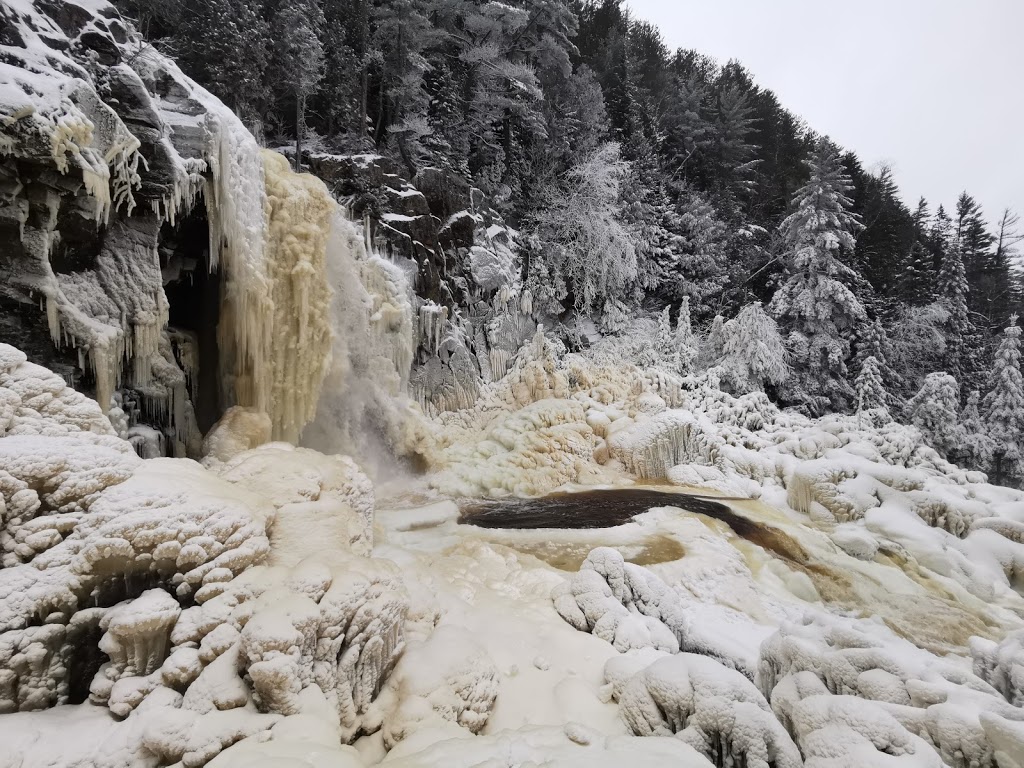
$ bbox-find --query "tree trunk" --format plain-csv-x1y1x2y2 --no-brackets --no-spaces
397,135,416,179
360,1,370,147
295,95,303,172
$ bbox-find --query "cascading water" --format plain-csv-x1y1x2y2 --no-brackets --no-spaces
300,212,419,477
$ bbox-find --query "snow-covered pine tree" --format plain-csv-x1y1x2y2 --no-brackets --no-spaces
960,389,996,472
936,237,972,377
853,318,888,370
719,302,788,394
983,315,1024,484
657,306,676,370
907,372,964,460
675,297,698,373
855,355,888,422
853,318,904,398
698,314,727,370
770,139,866,414
897,240,935,305
654,187,730,314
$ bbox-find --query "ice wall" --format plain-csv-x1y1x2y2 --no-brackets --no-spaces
215,150,335,443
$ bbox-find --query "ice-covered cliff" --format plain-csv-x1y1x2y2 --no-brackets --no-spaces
0,0,383,452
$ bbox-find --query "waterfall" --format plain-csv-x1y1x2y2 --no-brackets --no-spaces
300,213,417,475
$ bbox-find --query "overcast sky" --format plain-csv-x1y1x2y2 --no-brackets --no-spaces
626,0,1024,227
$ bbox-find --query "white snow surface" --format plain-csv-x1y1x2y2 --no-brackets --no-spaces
5,316,1024,767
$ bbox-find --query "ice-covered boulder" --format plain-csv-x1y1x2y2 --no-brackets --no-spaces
213,442,375,560
378,624,498,749
971,629,1024,707
611,653,802,768
201,407,272,465
553,547,760,678
771,672,943,767
759,617,1024,768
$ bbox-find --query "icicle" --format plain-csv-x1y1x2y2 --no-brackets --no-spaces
418,303,449,356
520,289,533,316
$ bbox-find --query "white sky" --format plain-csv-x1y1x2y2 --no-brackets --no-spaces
626,0,1024,226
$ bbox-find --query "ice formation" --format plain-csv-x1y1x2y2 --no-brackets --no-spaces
0,336,416,767
218,150,335,444
1,0,343,452
612,653,803,767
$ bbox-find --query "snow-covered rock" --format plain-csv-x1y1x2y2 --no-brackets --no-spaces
612,653,802,768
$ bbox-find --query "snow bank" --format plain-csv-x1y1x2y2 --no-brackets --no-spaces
382,723,716,767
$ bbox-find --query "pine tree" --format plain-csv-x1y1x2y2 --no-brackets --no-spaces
897,241,935,305
653,184,729,312
770,139,866,413
318,0,369,148
853,318,903,395
656,305,675,370
955,191,1005,330
899,198,935,305
675,297,698,373
177,0,269,126
936,237,972,377
855,355,888,417
852,165,915,295
719,302,788,394
907,372,964,460
699,314,727,370
983,315,1024,484
960,389,995,472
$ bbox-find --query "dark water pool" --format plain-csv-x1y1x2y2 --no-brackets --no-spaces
458,488,808,563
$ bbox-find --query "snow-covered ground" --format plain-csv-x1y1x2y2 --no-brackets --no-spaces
2,331,1024,768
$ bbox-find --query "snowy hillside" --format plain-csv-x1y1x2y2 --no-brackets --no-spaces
1,0,1023,767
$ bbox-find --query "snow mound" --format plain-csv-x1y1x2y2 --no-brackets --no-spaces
0,344,116,438
972,628,1024,706
772,673,943,767
214,443,375,561
431,398,599,497
553,547,686,654
553,547,760,677
611,653,802,768
201,406,273,465
759,617,1024,767
377,624,498,749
